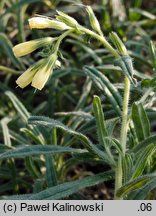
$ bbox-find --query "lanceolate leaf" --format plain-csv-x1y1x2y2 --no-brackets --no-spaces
93,95,115,165
4,90,46,144
93,95,108,143
117,173,156,198
132,144,156,179
5,171,114,200
132,102,150,142
122,154,134,183
29,171,113,200
132,178,156,200
0,145,86,160
45,155,57,187
131,134,156,153
0,33,24,69
84,66,122,115
28,116,112,164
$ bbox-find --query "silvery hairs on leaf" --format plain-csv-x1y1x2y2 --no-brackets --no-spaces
114,56,137,86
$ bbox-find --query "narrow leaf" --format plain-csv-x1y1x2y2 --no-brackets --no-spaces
29,171,113,200
117,173,156,198
28,116,111,164
0,145,85,160
132,102,150,142
132,144,156,179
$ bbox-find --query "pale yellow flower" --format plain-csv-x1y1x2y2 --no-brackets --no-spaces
16,54,58,90
16,60,43,88
13,37,54,58
28,17,71,30
31,54,57,90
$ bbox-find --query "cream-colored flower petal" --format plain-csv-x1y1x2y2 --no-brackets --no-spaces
13,41,37,58
31,53,58,90
31,65,52,90
16,67,37,88
13,37,54,58
28,17,71,30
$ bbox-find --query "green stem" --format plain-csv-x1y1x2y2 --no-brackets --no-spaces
79,26,120,58
78,26,129,199
115,76,130,199
120,76,130,155
54,29,74,52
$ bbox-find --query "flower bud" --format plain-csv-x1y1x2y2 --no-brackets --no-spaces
28,17,71,30
109,32,128,55
13,37,54,58
56,11,79,28
86,6,103,36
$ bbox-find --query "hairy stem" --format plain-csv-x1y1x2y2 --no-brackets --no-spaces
115,76,130,199
79,26,120,58
54,29,74,52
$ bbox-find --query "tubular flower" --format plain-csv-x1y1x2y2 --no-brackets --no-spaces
31,54,57,90
13,37,55,58
28,17,71,30
16,53,58,90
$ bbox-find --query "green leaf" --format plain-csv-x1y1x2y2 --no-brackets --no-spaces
33,179,45,193
117,173,156,198
75,78,92,110
122,154,134,183
25,157,40,178
28,116,111,164
1,117,11,147
131,134,156,153
55,111,93,120
4,171,113,200
4,90,45,144
132,102,150,142
149,41,156,72
0,145,85,160
93,95,108,142
5,91,29,121
93,95,115,165
0,145,12,153
132,144,156,179
0,33,24,69
84,66,122,115
132,178,156,200
67,39,103,65
29,171,113,200
45,155,57,187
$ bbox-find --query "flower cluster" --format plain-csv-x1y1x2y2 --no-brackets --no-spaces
13,13,79,90
16,53,60,90
13,7,131,90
